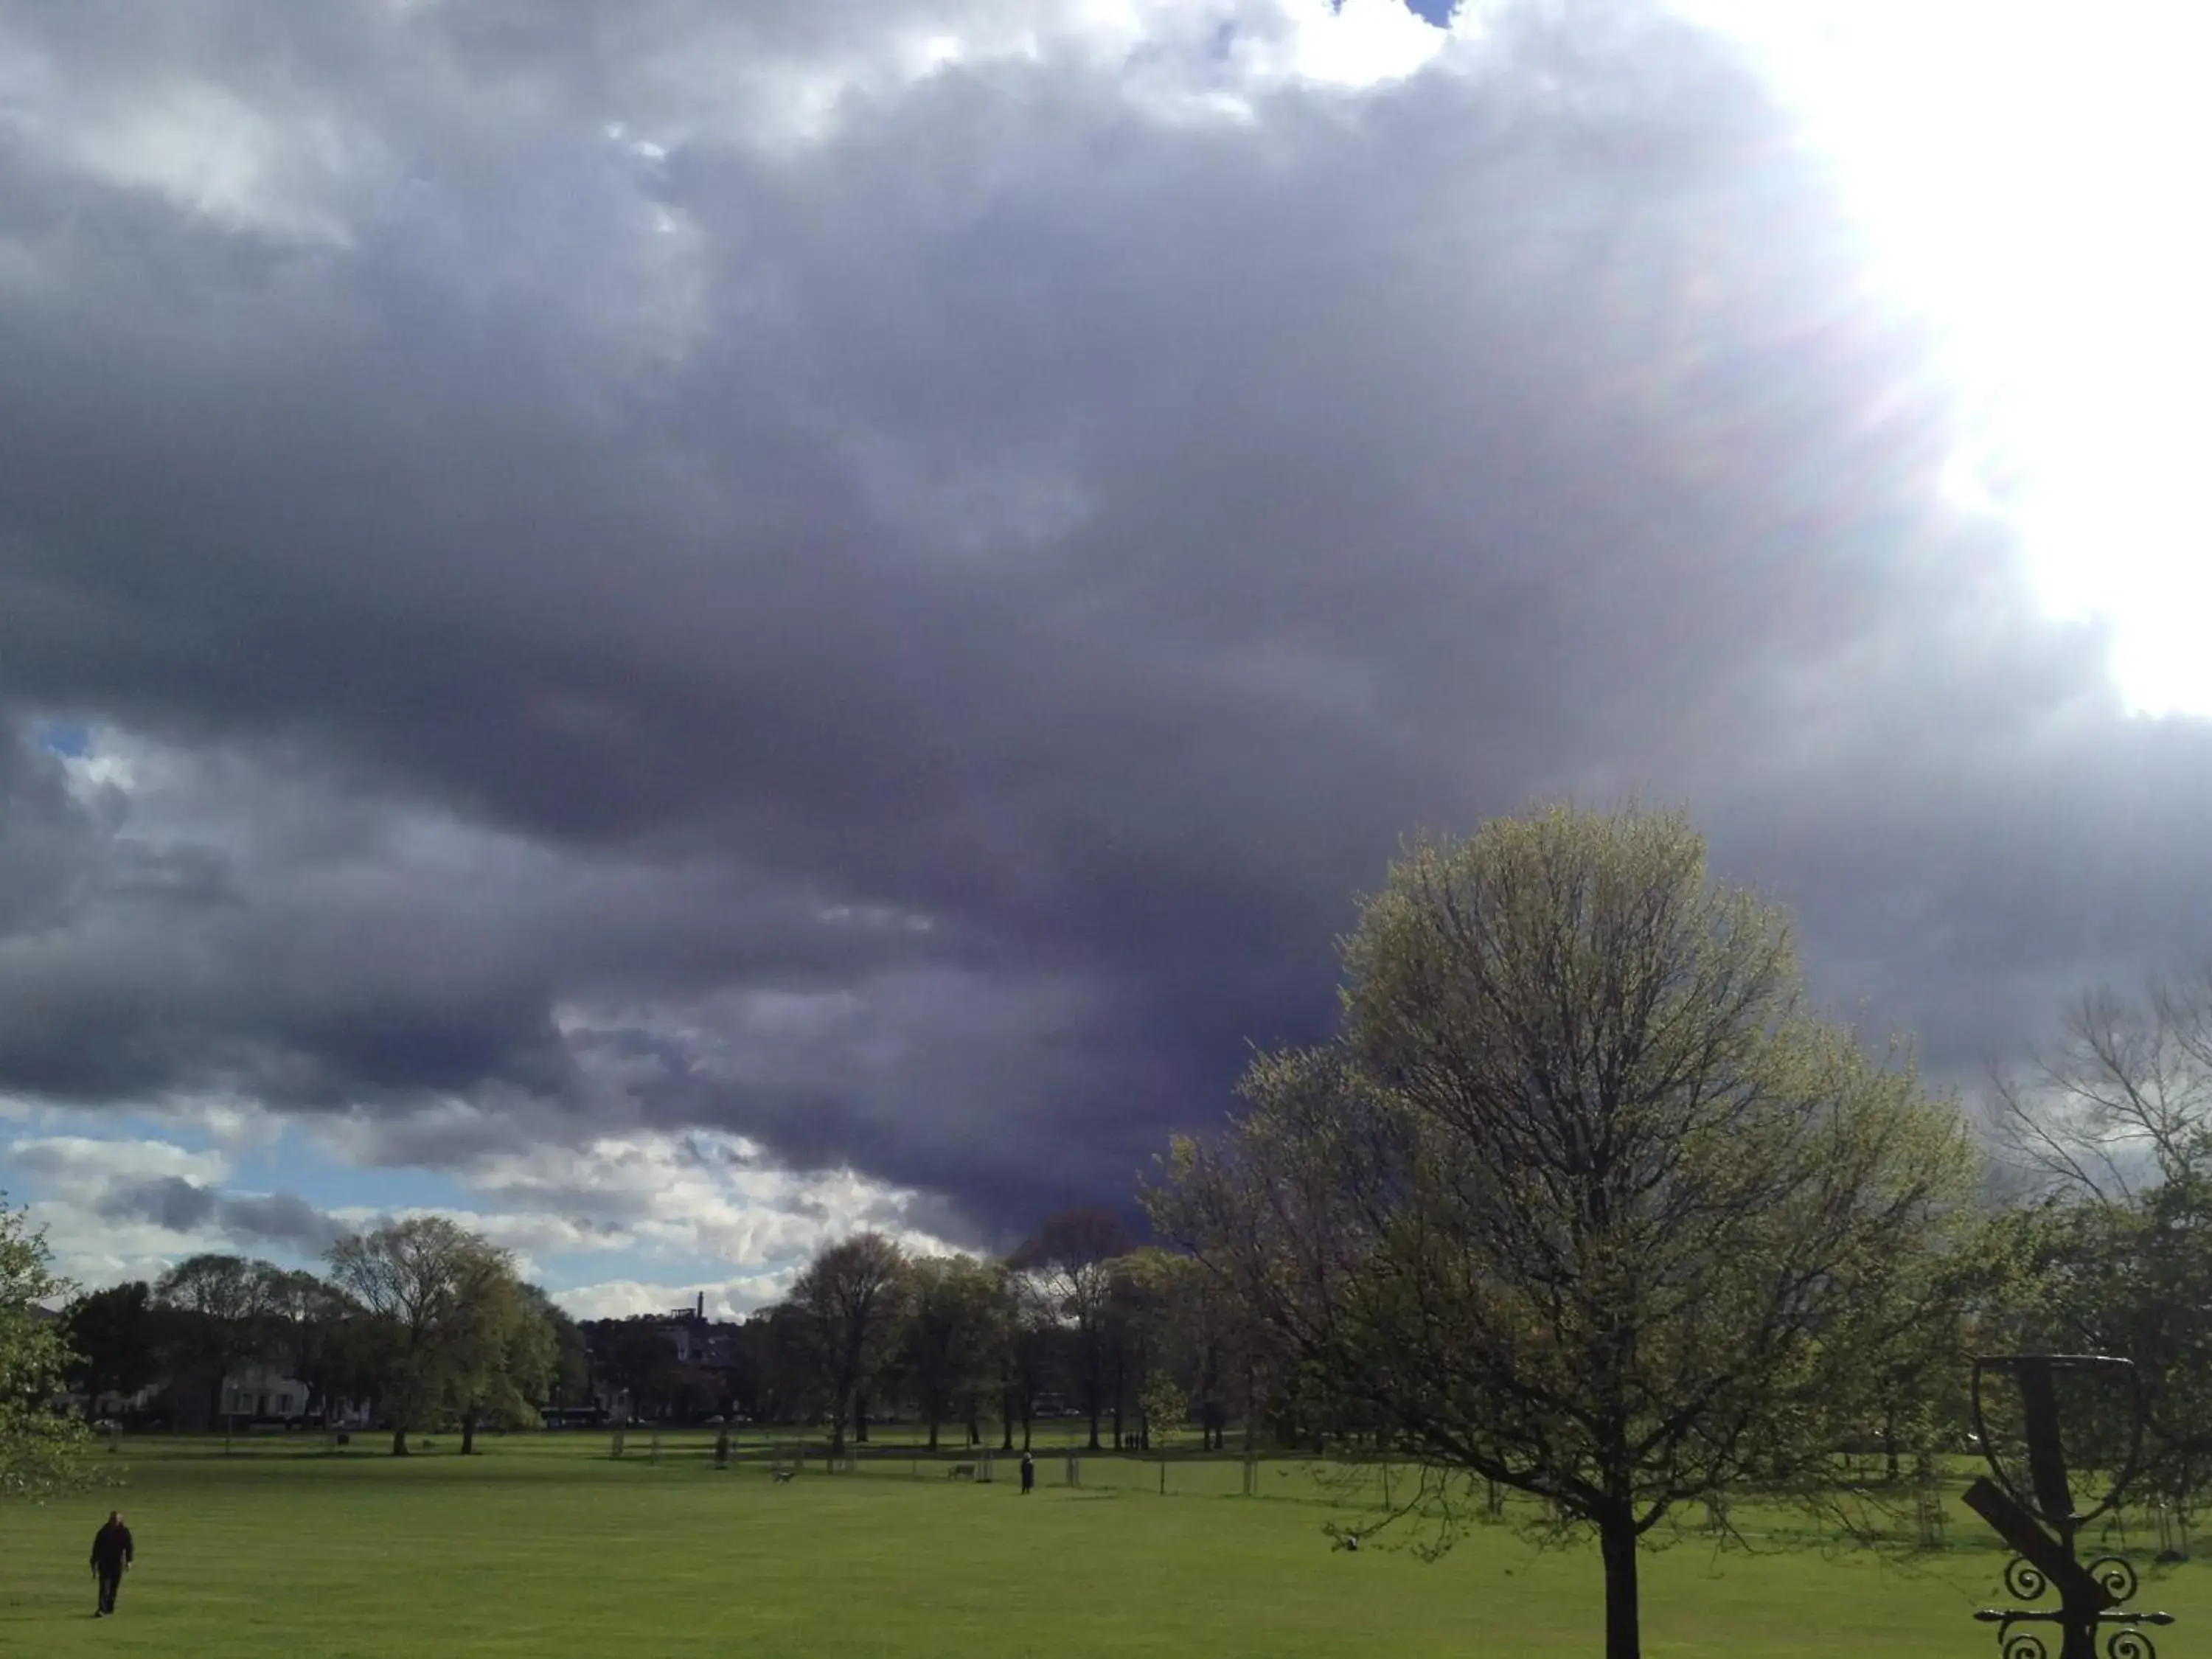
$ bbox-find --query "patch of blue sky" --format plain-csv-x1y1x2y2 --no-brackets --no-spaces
5,1105,476,1225
33,720,93,759
1333,0,1458,24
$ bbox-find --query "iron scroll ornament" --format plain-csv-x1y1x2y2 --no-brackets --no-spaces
1966,1355,2174,1659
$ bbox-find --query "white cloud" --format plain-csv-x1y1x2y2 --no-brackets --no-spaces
0,37,378,245
452,1130,970,1270
7,1134,232,1194
21,1203,234,1295
1228,0,1451,89
6,1136,244,1291
7,1117,963,1300
1684,0,2212,717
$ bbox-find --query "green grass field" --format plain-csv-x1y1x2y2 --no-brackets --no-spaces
1,1433,2203,1656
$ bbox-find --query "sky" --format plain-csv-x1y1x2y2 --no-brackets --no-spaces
1,0,2208,1318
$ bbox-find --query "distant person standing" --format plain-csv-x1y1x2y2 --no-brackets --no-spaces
1020,1450,1035,1495
89,1511,133,1617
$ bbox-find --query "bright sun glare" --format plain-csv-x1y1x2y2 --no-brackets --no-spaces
1687,0,2212,718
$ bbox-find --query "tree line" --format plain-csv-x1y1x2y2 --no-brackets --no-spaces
46,1203,1279,1467
466,1210,1276,1462
60,1217,575,1457
714,1210,1268,1459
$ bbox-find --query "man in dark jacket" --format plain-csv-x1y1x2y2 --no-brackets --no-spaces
90,1511,133,1616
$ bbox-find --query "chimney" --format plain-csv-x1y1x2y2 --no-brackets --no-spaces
696,1291,705,1321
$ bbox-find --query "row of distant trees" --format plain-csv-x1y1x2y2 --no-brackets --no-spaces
746,1211,1265,1459
515,1211,1265,1460
53,1206,1264,1464
61,1217,577,1458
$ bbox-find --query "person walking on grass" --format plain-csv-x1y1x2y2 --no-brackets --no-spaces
1020,1450,1035,1494
90,1510,133,1617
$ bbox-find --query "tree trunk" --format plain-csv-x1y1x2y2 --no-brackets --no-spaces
1000,1388,1015,1452
1087,1399,1102,1452
461,1411,478,1456
1599,1517,1641,1659
830,1394,848,1458
927,1412,940,1453
1022,1404,1033,1452
391,1424,410,1457
855,1393,869,1444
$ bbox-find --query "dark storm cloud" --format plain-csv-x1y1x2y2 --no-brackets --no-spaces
91,1176,349,1253
1,0,2207,1234
94,1176,219,1237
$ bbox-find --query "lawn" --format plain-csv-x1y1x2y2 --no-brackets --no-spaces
0,1433,2202,1657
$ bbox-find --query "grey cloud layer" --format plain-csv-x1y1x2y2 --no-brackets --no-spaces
1,0,2207,1235
94,1177,350,1256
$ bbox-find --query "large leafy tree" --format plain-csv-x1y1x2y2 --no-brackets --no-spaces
745,1301,827,1427
1105,1249,1194,1450
1,1197,86,1499
1011,1208,1130,1452
451,1279,557,1453
790,1232,905,1457
592,1318,685,1422
326,1217,529,1455
2028,1166,2212,1518
1993,969,2212,1517
151,1253,288,1433
992,1263,1053,1453
60,1281,161,1405
895,1254,1002,1451
263,1270,376,1428
1153,805,1978,1659
540,1301,594,1410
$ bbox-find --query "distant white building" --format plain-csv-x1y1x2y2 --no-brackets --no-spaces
218,1362,310,1422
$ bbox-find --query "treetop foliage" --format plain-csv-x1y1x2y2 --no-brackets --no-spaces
1,1194,88,1500
1152,804,1986,1659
